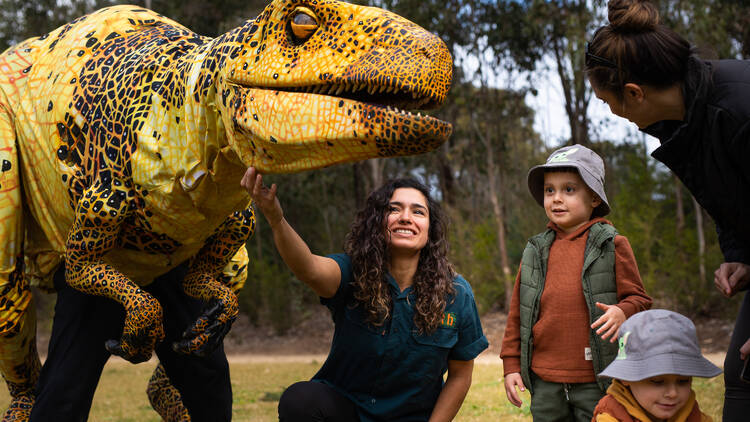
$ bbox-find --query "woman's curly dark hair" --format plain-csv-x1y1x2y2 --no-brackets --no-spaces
344,178,455,334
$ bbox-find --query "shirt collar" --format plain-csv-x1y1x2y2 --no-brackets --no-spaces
547,217,611,240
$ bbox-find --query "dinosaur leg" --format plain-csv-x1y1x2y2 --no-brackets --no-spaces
65,180,164,363
174,207,255,357
0,290,38,422
0,107,36,421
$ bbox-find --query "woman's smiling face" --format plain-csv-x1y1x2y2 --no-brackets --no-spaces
385,187,430,254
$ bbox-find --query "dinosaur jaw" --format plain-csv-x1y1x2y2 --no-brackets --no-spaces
225,85,452,174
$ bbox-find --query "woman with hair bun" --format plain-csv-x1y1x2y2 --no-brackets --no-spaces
241,167,488,422
585,0,750,419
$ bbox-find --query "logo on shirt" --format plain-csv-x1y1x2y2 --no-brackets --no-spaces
616,331,631,360
441,312,457,328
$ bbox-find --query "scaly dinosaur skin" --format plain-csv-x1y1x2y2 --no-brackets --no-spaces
0,0,451,418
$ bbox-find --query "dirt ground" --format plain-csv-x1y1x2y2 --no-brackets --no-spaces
221,307,733,365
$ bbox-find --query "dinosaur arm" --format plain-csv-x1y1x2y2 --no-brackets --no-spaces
173,207,255,356
65,181,164,363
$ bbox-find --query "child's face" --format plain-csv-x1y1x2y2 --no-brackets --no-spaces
623,375,693,421
542,171,601,233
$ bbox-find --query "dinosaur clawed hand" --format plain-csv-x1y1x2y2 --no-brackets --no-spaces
1,393,33,422
173,285,238,357
105,294,165,363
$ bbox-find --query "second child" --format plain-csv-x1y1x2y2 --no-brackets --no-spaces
593,309,722,422
500,145,652,421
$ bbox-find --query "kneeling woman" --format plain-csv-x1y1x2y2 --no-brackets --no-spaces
242,168,488,422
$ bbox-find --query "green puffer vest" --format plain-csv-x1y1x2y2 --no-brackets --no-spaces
518,222,618,393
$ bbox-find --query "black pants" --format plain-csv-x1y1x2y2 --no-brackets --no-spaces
29,264,232,422
724,290,750,421
278,381,359,422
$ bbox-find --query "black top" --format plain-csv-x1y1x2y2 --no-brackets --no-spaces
644,57,750,264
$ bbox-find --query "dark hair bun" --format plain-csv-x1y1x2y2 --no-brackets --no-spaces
608,0,659,32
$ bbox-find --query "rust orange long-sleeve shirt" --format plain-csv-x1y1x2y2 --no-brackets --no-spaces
500,218,652,383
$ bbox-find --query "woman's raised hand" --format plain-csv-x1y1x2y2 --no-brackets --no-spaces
241,167,283,227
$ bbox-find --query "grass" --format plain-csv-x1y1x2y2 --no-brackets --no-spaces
0,360,724,421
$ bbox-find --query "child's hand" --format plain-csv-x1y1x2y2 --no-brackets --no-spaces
503,372,525,407
591,302,625,343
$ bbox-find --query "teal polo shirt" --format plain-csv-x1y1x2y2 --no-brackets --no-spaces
312,253,488,422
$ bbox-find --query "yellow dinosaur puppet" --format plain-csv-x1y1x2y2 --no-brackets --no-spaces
0,0,452,419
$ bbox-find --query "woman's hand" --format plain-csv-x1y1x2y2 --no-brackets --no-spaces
428,360,473,422
714,262,750,298
240,167,341,298
591,302,626,343
503,372,525,407
241,167,283,227
741,337,750,361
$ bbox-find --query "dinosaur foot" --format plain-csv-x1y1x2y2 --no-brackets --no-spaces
2,393,33,422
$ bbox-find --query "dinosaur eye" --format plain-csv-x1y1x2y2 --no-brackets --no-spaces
290,8,318,42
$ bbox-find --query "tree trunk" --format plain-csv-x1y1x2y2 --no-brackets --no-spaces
254,216,262,261
552,36,590,146
352,163,365,210
472,117,513,310
366,158,385,193
674,175,685,234
438,143,456,206
320,183,335,252
692,196,706,285
491,171,513,310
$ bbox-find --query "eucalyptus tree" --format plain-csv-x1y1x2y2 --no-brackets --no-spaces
480,0,607,146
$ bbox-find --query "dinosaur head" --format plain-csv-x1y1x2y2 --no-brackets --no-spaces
216,0,453,173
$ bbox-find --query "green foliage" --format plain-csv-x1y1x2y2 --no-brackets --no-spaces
0,0,97,52
448,215,506,312
143,0,269,36
239,249,316,335
602,141,727,316
659,0,749,59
